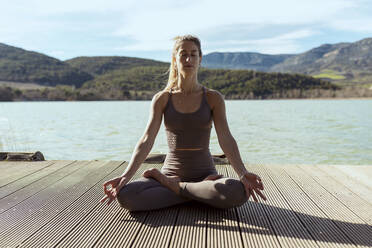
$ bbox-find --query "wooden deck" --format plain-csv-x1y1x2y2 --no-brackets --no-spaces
0,160,371,248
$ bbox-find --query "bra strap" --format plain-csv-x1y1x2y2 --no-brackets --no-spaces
202,86,206,101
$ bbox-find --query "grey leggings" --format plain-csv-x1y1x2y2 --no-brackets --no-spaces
116,176,248,211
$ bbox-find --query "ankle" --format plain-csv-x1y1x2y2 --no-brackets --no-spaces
176,182,186,195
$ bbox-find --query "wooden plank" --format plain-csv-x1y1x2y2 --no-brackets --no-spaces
17,161,126,248
0,161,23,169
0,160,107,236
207,206,242,248
90,164,161,247
0,160,74,199
317,165,372,204
169,202,207,248
0,160,78,210
56,163,146,248
206,164,242,248
0,160,89,215
131,207,179,248
329,165,372,189
0,161,46,170
267,165,356,248
0,161,54,187
0,160,121,247
246,164,319,248
0,160,52,176
302,165,372,225
226,165,281,248
91,208,147,248
282,165,372,248
126,164,178,248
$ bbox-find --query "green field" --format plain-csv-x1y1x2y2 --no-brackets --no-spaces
312,70,346,80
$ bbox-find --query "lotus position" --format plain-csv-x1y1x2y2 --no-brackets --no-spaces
100,35,266,211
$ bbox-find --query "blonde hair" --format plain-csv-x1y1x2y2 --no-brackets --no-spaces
164,35,202,91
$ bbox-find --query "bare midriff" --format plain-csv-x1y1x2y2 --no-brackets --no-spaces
175,148,203,151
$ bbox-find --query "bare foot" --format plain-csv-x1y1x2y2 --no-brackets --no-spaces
143,168,181,194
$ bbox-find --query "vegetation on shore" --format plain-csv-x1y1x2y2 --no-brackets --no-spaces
2,66,371,101
1,42,371,101
203,38,372,85
0,43,92,87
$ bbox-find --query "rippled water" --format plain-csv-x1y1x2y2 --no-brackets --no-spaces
0,100,371,165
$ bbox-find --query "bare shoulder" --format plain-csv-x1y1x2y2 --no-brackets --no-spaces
205,87,225,110
152,90,170,111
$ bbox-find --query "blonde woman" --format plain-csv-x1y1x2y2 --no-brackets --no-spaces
100,35,266,211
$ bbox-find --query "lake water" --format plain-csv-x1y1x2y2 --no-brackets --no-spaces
0,100,371,165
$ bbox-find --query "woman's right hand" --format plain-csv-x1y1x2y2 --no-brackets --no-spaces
100,176,127,205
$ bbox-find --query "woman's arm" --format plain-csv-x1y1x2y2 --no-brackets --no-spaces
209,90,247,177
120,91,167,180
209,90,266,201
101,91,167,205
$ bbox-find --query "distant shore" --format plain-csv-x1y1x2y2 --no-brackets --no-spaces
1,82,372,101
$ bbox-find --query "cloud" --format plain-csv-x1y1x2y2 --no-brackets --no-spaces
203,29,320,55
111,0,359,51
329,19,372,33
1,0,371,60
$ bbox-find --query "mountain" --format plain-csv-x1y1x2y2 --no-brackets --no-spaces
269,43,349,73
0,41,351,101
202,38,372,83
65,56,169,76
271,38,372,83
202,52,293,71
0,43,93,87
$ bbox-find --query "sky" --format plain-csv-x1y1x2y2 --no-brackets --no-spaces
1,0,372,62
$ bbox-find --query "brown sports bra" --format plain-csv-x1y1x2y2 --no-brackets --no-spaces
163,86,213,151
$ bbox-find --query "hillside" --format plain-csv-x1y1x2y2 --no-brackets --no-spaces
0,43,92,87
202,52,293,71
78,66,338,100
271,38,372,83
202,38,372,84
2,40,370,101
65,56,168,76
269,43,348,73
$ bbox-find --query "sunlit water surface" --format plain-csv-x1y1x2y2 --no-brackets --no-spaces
0,100,371,165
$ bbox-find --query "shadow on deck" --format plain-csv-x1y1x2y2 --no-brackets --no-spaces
0,160,371,247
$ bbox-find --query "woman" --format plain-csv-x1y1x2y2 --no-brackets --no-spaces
100,35,266,211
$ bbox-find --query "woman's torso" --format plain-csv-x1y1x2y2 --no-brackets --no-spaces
161,86,217,181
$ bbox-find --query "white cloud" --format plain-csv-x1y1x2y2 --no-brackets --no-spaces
111,0,359,51
329,19,372,32
0,0,371,59
203,29,319,54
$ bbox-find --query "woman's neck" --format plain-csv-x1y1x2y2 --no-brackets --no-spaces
176,74,200,94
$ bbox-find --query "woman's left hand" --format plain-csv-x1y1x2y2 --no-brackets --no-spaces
240,172,267,202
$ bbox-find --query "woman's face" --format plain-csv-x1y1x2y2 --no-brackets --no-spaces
174,41,202,74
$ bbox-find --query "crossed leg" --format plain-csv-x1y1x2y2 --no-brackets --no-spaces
116,177,191,211
117,168,248,212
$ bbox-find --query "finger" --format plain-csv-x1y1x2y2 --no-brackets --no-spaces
255,189,267,201
106,196,115,205
246,187,251,200
103,182,111,194
256,181,264,190
100,195,108,203
102,183,108,193
112,189,117,198
251,189,258,202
